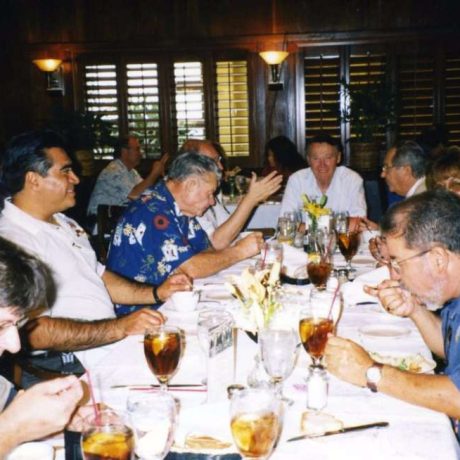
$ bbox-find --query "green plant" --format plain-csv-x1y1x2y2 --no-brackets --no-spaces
47,107,117,152
340,78,399,143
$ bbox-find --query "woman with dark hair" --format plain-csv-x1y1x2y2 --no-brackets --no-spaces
262,135,307,183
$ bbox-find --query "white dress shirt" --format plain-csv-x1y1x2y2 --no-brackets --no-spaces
280,166,367,216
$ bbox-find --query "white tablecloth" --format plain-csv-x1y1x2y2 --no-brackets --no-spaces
226,201,281,229
72,248,459,459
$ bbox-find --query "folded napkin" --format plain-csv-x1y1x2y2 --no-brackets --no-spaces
341,265,390,306
281,243,308,277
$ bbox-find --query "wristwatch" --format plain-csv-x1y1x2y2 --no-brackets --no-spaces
366,363,383,392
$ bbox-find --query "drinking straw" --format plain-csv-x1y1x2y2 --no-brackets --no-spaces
85,369,100,425
327,283,341,320
261,243,268,269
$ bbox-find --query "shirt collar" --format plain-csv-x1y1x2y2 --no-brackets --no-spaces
1,199,55,235
406,176,425,198
157,181,183,217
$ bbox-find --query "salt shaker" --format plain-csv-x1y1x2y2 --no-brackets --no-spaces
306,367,328,411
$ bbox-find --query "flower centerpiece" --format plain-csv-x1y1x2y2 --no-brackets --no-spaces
301,194,331,233
226,263,281,333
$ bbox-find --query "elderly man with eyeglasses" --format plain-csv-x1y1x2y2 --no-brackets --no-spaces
325,189,460,442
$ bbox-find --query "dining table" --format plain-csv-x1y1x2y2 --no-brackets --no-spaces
225,198,282,230
51,240,459,460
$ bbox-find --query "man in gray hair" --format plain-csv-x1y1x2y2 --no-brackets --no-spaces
326,190,460,440
107,151,264,315
381,141,427,198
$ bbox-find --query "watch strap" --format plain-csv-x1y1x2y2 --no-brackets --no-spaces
366,362,383,392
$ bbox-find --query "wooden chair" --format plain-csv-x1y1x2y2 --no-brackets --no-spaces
94,204,126,263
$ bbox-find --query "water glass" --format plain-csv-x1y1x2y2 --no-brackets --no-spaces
258,240,283,270
277,217,296,244
259,328,298,404
333,211,349,234
127,392,176,460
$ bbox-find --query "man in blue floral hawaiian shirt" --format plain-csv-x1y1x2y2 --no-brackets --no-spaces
107,152,264,315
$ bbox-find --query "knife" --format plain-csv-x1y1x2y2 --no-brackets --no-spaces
287,421,389,442
111,384,204,389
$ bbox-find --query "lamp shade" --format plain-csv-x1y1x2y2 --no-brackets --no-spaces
33,59,62,72
259,51,289,65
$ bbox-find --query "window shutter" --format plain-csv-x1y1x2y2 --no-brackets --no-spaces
348,52,387,144
126,63,161,158
444,55,460,144
173,61,206,148
83,64,119,158
215,60,250,157
397,55,435,139
304,54,341,140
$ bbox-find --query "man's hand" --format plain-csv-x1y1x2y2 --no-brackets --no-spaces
369,236,389,265
364,279,424,317
0,376,83,447
150,153,170,178
234,232,264,258
157,273,193,302
244,171,282,206
358,217,379,232
118,308,165,336
324,336,373,387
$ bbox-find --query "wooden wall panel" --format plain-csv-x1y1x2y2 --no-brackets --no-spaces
1,0,460,156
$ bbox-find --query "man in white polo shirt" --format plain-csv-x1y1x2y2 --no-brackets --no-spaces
0,130,190,379
280,132,367,217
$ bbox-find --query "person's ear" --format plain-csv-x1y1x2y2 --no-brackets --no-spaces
24,171,42,191
336,152,341,164
430,246,449,274
183,176,198,194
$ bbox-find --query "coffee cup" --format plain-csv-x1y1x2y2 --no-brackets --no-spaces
171,291,199,312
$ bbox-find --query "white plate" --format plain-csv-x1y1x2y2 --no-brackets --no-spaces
370,351,436,373
359,324,411,338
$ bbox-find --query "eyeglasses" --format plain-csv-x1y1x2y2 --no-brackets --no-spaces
381,164,397,173
388,248,433,273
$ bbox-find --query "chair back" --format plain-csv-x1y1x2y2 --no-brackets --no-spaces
95,204,126,263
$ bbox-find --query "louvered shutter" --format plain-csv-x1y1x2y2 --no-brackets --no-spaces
215,60,250,157
126,63,161,158
444,55,460,144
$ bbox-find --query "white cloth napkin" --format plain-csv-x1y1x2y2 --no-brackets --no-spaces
341,265,390,306
281,243,308,277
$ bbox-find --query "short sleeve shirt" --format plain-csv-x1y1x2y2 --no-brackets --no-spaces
106,180,210,315
441,297,460,441
87,159,143,215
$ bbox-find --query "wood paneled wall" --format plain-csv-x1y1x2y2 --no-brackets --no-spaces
1,0,459,156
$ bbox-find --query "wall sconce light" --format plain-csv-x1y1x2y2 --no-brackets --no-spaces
33,59,65,95
259,51,289,91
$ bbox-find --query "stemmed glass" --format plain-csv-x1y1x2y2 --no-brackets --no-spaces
230,388,282,460
144,325,182,392
336,230,361,271
298,289,341,368
235,175,249,195
127,392,176,460
259,328,298,405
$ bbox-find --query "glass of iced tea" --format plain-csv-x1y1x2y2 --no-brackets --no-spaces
336,231,360,270
298,303,335,368
81,409,134,460
307,257,332,290
144,325,182,392
230,388,282,460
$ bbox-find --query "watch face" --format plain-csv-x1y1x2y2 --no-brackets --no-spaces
367,365,382,383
